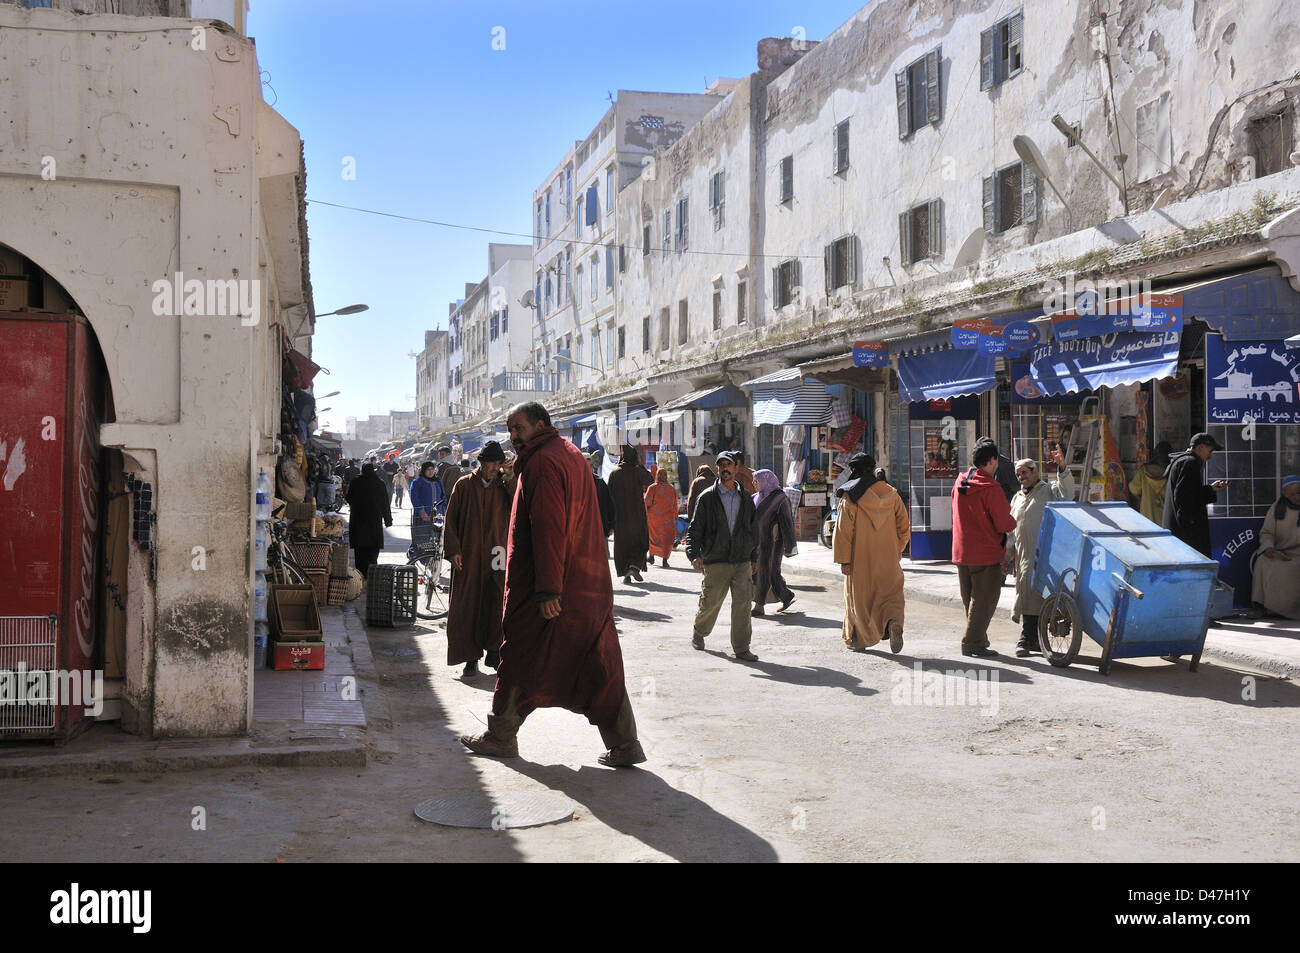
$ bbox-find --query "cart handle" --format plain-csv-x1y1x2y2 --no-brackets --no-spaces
1111,573,1145,599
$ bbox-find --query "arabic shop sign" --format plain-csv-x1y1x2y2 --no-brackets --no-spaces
951,317,1039,353
1049,292,1183,342
1206,336,1300,425
851,341,888,367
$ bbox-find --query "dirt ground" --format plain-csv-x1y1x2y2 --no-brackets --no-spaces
2,539,1297,862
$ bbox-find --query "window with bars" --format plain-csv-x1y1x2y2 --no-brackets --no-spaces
712,290,722,331
643,316,651,352
896,47,942,138
643,224,651,257
983,161,1036,234
833,120,851,173
678,300,689,345
737,280,748,324
779,155,793,204
980,10,1024,90
899,200,943,266
617,326,626,359
1206,424,1300,519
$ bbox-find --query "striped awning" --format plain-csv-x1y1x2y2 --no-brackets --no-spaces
742,371,833,427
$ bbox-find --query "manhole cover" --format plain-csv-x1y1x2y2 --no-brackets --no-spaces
414,791,576,829
374,645,421,659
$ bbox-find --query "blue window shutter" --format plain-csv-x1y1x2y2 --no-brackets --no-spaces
586,185,599,225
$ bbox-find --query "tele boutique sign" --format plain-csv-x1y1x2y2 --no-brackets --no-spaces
1206,337,1300,425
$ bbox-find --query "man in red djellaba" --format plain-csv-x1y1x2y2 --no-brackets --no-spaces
460,402,646,767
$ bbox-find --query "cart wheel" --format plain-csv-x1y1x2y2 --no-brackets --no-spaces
1038,593,1081,668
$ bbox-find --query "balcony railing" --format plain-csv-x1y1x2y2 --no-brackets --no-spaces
492,372,555,394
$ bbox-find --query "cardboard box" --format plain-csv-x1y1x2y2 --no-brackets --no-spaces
795,506,823,541
270,584,322,639
270,640,325,671
0,276,30,311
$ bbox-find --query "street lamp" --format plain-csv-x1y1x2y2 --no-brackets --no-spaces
291,303,369,337
316,304,369,318
1049,114,1129,214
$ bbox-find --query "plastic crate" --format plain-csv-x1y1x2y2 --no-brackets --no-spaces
306,569,329,605
365,564,417,627
289,539,332,570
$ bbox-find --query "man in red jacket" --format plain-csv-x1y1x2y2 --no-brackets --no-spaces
459,402,646,767
951,440,1017,657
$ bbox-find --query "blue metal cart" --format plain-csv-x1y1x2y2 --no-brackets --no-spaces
1031,502,1219,675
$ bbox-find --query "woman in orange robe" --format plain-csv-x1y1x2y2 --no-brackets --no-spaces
644,468,679,567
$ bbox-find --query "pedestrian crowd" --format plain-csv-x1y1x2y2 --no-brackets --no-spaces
337,400,1279,770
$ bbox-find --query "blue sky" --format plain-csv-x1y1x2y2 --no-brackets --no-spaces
248,0,867,430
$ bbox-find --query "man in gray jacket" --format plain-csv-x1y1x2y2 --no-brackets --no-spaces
686,451,760,661
1005,448,1073,656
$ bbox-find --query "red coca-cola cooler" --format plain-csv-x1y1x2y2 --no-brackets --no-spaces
0,313,106,742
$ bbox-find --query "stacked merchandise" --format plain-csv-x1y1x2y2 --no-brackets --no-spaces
326,536,352,607
253,469,273,669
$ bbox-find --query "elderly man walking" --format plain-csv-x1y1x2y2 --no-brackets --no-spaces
1005,448,1073,656
608,444,653,584
686,451,760,661
443,440,514,678
952,440,1017,658
460,402,645,767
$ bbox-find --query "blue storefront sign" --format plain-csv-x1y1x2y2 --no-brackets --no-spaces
1206,336,1300,425
1027,326,1183,396
852,341,888,367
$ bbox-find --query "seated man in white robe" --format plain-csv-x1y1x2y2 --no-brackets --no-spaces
1250,475,1300,619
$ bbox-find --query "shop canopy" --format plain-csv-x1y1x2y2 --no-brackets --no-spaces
741,369,834,426
659,384,749,411
1027,327,1181,395
896,346,997,404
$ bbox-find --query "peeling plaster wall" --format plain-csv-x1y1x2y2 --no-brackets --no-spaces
757,0,1300,323
0,6,306,736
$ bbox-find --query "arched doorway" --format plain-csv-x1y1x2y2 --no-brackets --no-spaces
0,242,123,742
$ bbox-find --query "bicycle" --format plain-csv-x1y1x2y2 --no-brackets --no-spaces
267,519,311,586
406,513,448,619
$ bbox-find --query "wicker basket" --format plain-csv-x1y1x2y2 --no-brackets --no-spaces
328,541,350,576
290,539,332,570
306,569,329,605
326,576,350,606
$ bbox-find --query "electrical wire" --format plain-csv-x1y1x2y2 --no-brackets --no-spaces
305,197,826,263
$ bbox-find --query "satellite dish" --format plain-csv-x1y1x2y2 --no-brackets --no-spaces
520,289,536,309
952,228,985,269
1013,135,1050,181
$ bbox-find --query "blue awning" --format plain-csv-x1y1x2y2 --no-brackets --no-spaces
567,412,598,428
1180,266,1300,341
458,433,483,452
897,347,997,403
660,384,749,411
1027,329,1181,396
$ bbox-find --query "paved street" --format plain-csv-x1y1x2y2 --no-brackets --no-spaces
1,505,1297,862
